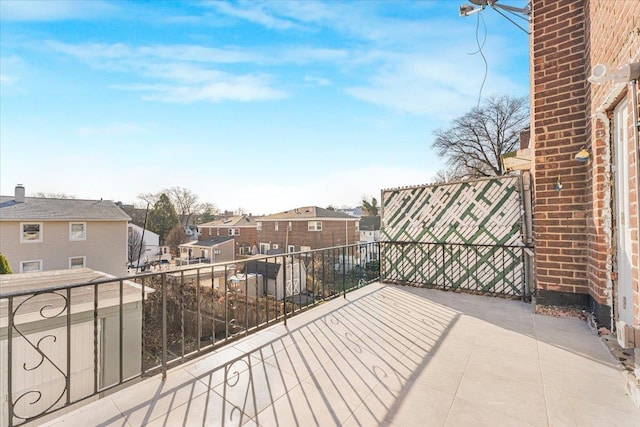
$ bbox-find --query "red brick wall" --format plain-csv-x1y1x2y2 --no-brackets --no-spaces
531,0,590,297
585,0,640,326
198,226,257,255
532,0,640,327
257,220,359,250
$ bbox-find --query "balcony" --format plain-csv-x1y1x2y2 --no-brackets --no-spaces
2,243,639,426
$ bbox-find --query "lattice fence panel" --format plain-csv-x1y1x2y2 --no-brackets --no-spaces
381,176,526,296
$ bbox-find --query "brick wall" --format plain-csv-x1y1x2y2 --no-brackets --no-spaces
257,220,359,250
531,0,590,299
531,0,640,329
198,226,257,256
585,0,640,328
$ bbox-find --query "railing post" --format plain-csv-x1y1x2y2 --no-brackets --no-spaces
282,254,287,326
378,242,382,281
119,279,124,384
342,246,346,298
8,297,14,427
66,288,72,404
161,273,167,381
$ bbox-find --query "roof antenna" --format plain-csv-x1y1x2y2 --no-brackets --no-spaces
459,0,531,35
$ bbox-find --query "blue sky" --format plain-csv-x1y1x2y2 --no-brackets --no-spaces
0,0,530,214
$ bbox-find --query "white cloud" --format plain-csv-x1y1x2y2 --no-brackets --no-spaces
0,0,115,21
203,1,300,30
114,80,286,103
304,75,331,86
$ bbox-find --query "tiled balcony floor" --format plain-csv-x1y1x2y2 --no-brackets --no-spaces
42,283,640,426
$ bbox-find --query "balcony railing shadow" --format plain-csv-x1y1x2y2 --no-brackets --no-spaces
72,284,461,426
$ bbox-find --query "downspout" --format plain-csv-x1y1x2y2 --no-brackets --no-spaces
521,172,534,302
631,80,640,302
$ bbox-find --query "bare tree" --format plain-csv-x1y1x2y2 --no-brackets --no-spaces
166,187,200,226
199,202,220,223
361,196,379,216
128,228,146,264
165,224,188,257
431,167,468,185
138,192,160,206
432,95,529,179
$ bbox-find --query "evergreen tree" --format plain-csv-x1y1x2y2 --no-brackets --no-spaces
147,193,179,244
0,253,12,274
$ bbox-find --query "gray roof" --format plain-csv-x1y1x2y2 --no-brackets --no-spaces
181,236,234,248
198,215,257,227
261,206,356,220
0,197,130,221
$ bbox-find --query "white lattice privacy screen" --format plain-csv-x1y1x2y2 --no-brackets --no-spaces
380,176,527,296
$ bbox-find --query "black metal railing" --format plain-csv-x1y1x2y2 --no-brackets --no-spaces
380,241,530,297
0,242,380,427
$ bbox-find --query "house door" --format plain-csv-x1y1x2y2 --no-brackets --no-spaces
614,98,633,337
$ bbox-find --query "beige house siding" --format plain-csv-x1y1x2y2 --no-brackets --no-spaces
0,220,128,277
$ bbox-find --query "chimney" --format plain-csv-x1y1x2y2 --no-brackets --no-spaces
15,184,25,203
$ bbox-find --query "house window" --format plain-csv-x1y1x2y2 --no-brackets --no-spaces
288,245,295,253
301,246,311,252
69,256,86,269
355,222,359,231
275,222,279,231
308,221,322,231
240,245,251,255
21,222,43,243
228,228,240,236
69,222,86,241
256,222,262,230
259,243,270,254
288,221,292,231
20,260,42,273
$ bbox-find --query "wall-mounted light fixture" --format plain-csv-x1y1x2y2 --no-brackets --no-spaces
588,62,640,85
575,148,590,163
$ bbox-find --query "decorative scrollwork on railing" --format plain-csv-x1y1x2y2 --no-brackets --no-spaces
10,292,69,424
223,357,252,425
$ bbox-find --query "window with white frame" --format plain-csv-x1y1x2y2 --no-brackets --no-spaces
228,228,240,236
69,222,86,241
301,246,311,252
259,243,270,254
20,260,42,273
20,222,43,243
274,222,279,231
288,245,295,253
308,221,322,231
69,256,86,269
256,222,262,230
288,221,292,231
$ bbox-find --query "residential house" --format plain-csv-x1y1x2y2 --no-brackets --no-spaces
178,236,235,264
530,0,639,379
0,185,130,276
256,206,359,254
127,224,170,266
197,215,257,257
0,268,147,424
359,216,381,243
358,216,381,263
